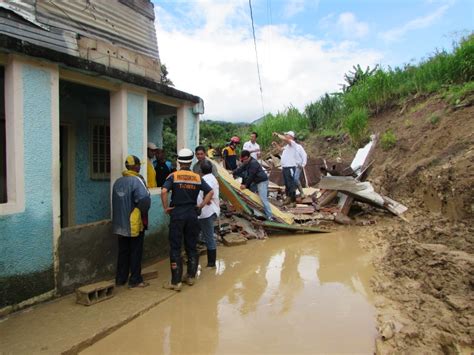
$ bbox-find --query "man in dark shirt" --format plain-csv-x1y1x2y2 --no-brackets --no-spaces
155,149,173,187
222,139,238,170
233,150,274,221
161,148,214,291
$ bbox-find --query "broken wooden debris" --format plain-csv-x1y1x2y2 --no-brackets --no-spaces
319,176,407,217
253,220,330,234
216,165,295,225
76,281,114,306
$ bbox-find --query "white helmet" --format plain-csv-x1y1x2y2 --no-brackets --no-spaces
177,148,194,164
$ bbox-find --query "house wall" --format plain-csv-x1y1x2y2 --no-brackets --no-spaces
0,61,56,308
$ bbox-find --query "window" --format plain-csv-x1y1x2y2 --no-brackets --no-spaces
90,120,110,180
0,67,6,203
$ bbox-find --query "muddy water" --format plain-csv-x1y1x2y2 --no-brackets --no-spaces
82,230,377,354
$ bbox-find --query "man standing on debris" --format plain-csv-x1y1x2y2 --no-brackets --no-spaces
161,148,214,291
243,132,261,160
233,150,274,221
112,155,151,288
222,137,239,170
294,140,308,199
147,142,158,188
197,160,220,267
272,131,300,206
193,145,218,176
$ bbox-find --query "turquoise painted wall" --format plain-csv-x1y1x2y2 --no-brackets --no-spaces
0,65,53,276
59,85,110,225
148,116,163,148
127,93,144,157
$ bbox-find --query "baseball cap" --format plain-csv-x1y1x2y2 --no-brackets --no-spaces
125,155,141,167
147,142,158,150
285,131,295,138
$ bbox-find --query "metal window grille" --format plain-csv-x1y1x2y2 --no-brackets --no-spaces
90,120,110,180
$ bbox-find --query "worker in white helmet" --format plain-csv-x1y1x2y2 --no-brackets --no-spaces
161,148,214,291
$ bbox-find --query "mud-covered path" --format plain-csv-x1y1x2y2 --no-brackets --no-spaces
82,230,377,354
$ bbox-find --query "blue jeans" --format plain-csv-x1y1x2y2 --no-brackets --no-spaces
198,214,217,250
283,167,296,201
257,180,273,219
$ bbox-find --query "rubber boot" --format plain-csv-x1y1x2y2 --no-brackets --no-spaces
206,249,216,268
184,254,199,286
171,258,183,285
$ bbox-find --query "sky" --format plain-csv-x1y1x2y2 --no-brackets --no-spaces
153,0,473,122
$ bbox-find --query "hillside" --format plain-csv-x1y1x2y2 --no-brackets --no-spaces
304,92,473,353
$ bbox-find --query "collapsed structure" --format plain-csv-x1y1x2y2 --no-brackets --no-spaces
217,135,407,243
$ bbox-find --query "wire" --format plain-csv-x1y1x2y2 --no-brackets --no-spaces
248,0,265,118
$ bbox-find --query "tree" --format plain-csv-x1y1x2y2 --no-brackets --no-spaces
160,64,174,86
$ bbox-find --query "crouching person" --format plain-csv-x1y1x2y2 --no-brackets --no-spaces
197,160,220,268
161,148,214,291
112,155,151,288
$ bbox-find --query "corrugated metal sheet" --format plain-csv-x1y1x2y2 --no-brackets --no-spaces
36,0,159,59
0,10,78,56
0,0,49,30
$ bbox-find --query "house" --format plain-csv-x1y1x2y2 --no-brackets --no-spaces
0,0,203,312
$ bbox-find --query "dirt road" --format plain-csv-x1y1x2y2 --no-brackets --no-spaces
82,230,377,354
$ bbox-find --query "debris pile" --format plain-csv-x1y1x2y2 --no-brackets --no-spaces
216,134,408,243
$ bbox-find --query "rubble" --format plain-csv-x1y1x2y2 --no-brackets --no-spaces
212,134,406,242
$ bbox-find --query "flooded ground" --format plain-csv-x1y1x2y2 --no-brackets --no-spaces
82,230,377,354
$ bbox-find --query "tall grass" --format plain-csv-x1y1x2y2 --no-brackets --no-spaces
252,106,309,148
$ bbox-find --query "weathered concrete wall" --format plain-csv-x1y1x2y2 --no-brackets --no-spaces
0,63,55,307
127,92,146,159
57,220,116,295
144,194,170,259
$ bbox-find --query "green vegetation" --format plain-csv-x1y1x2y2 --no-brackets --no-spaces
252,106,309,148
381,130,397,150
343,108,369,147
429,113,441,125
199,34,473,150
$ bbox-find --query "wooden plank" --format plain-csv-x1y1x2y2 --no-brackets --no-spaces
217,165,294,225
254,221,330,234
217,176,253,216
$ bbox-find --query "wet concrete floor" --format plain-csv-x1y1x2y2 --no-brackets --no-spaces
82,230,377,354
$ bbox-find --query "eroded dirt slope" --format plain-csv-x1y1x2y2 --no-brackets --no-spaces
307,93,473,353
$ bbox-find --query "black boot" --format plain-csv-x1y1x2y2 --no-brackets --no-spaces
207,249,216,268
171,258,183,285
187,254,199,278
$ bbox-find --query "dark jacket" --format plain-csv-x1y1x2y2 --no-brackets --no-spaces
233,157,268,188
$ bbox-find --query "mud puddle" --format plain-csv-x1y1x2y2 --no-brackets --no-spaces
82,230,377,354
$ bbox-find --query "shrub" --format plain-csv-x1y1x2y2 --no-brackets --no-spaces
304,93,344,131
343,108,369,147
381,130,397,150
430,114,441,125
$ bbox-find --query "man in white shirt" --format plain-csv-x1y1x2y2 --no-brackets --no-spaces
272,131,300,206
243,132,261,160
197,160,220,268
294,141,308,198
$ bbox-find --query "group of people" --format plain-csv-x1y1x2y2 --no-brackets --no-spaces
110,129,307,291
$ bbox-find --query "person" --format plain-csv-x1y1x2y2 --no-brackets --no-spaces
294,140,308,198
155,149,173,187
147,142,158,188
232,150,274,221
197,160,220,268
161,148,214,291
272,131,300,207
193,145,218,176
207,144,216,159
243,132,261,160
112,155,151,288
222,137,239,170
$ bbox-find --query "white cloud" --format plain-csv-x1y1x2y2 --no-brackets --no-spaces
380,3,451,42
155,2,382,122
337,12,369,39
284,0,306,18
